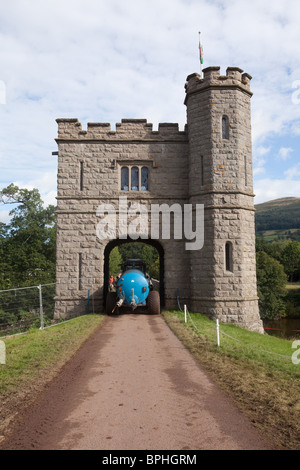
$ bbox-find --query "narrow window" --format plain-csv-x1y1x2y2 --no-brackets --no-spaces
222,116,229,139
141,167,149,191
225,242,233,272
131,166,139,191
121,167,129,191
244,155,248,186
78,253,83,290
80,161,84,191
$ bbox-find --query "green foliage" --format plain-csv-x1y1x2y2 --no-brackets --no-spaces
118,242,160,279
285,285,300,319
255,197,300,234
109,247,123,277
280,241,300,282
0,315,105,396
0,184,56,289
256,251,288,320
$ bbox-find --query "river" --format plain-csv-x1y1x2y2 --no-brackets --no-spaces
263,318,300,340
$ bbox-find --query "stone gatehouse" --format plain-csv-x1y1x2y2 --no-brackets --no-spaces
53,65,264,333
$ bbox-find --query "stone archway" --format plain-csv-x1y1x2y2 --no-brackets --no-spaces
103,238,165,308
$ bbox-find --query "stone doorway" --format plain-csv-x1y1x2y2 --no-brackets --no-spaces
103,238,165,309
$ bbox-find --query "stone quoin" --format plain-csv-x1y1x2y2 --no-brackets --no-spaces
53,66,264,333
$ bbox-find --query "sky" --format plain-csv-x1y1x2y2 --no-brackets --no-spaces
0,0,300,223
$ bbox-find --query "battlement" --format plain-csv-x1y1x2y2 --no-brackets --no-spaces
184,66,252,101
56,118,187,141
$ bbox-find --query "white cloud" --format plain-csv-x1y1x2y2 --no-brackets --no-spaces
254,177,300,204
284,163,300,180
255,146,271,157
0,208,12,225
0,0,300,206
14,170,57,207
277,147,294,160
253,165,266,176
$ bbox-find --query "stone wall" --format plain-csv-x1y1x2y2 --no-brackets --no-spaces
54,119,191,319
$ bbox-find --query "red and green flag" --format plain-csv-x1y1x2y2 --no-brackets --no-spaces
199,39,203,64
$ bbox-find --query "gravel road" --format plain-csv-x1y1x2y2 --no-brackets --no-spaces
2,313,274,450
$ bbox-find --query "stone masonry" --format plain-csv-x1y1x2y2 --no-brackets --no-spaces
53,66,264,333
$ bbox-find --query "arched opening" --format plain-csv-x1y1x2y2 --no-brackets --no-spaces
131,167,139,191
103,238,165,308
121,166,129,191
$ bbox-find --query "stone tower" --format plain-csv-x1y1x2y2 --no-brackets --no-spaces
53,65,264,333
185,66,262,332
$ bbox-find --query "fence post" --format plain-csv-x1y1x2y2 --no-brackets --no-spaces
184,305,187,323
0,340,5,365
216,319,220,347
38,285,44,329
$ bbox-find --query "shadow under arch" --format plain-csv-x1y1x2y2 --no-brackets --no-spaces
103,238,165,308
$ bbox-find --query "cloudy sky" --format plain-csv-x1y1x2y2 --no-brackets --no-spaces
0,0,300,222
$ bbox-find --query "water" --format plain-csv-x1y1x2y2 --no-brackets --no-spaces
263,318,300,340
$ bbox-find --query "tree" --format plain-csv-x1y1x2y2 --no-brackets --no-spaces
256,251,288,320
0,184,56,288
109,247,123,277
117,242,160,278
280,240,300,282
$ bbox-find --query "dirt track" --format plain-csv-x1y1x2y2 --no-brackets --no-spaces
2,313,275,450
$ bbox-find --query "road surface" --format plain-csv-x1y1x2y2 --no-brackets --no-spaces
1,313,274,450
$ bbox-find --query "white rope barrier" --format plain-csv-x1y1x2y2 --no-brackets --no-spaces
180,303,293,361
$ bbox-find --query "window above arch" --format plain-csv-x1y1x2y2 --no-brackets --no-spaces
131,166,139,191
121,166,129,191
120,165,149,192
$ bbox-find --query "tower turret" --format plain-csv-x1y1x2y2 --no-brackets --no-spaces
185,66,263,333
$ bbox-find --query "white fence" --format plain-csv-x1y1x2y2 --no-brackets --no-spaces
0,278,94,338
176,289,295,362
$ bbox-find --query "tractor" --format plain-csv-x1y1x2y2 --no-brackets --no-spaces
106,259,160,315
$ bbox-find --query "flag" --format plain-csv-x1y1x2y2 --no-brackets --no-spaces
199,40,203,65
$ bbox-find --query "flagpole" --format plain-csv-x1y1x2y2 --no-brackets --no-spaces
199,32,203,78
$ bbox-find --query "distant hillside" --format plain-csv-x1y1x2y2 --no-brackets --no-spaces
255,197,300,241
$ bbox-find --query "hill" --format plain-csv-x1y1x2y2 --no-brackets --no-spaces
255,197,300,241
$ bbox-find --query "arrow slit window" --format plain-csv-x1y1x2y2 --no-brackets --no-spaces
225,241,233,272
222,115,229,139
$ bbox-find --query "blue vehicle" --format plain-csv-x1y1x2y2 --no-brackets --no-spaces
106,259,160,315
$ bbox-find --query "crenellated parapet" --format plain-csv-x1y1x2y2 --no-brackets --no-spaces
56,118,187,141
184,66,252,103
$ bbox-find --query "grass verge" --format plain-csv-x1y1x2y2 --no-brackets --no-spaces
0,314,106,440
163,310,300,450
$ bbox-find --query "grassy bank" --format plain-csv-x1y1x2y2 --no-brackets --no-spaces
163,310,300,450
0,314,106,440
